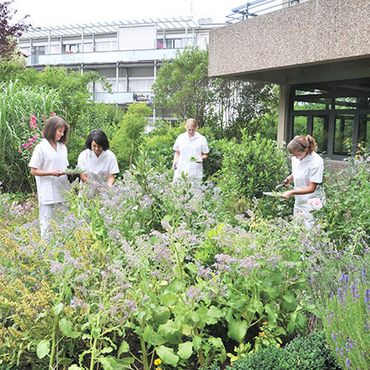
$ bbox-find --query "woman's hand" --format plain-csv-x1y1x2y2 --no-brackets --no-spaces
50,170,64,177
283,175,293,186
282,190,295,199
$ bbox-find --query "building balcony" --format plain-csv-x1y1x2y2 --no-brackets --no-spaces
27,48,182,67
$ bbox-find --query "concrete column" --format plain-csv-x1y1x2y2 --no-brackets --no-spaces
116,63,119,92
81,27,84,53
277,85,290,147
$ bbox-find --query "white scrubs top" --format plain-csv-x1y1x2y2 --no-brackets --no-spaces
291,151,324,219
29,138,70,205
77,149,119,183
173,132,209,180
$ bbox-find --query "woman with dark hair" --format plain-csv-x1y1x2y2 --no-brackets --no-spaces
282,135,325,226
29,115,70,238
77,129,119,186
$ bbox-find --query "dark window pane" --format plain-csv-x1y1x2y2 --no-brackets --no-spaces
357,114,370,152
334,116,353,155
312,116,328,154
293,116,307,136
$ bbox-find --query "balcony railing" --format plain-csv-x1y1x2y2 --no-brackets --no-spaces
26,48,182,67
92,92,134,104
226,0,308,23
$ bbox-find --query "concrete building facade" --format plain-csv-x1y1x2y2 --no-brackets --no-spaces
209,0,370,158
19,18,222,106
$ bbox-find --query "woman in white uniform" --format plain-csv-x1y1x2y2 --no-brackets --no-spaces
78,129,119,186
172,118,209,185
282,135,324,227
29,115,70,238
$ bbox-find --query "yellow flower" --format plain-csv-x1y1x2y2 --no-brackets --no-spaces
155,368,162,370
154,358,162,366
258,331,266,337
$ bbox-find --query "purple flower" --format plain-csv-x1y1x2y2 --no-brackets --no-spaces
186,286,202,302
345,358,351,368
50,261,64,274
351,283,360,299
340,273,349,284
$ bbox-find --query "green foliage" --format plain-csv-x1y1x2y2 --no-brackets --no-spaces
0,1,30,60
229,346,282,370
68,103,124,166
223,83,278,141
140,122,183,171
318,158,369,249
110,103,152,169
0,80,61,192
228,332,339,370
216,132,291,217
280,332,340,369
312,255,370,370
153,47,213,125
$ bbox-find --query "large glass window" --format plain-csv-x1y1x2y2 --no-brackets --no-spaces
334,115,353,155
358,114,370,152
312,115,329,154
293,116,307,136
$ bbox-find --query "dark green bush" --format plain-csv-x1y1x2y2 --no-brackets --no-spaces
280,332,340,370
228,346,282,370
228,332,339,370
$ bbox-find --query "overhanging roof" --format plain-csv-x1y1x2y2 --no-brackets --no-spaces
21,18,200,39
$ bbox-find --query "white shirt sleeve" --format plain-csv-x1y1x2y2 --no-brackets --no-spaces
29,144,43,169
108,152,119,174
201,137,209,154
173,136,180,151
309,159,324,183
77,150,88,171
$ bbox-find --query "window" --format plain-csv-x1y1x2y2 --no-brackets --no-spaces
312,116,329,154
357,114,370,152
63,44,80,54
334,115,353,155
32,46,45,55
293,116,307,136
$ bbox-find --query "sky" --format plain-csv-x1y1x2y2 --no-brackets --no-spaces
12,0,243,28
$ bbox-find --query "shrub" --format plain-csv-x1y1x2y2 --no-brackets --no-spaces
110,103,152,169
280,332,340,369
228,332,339,370
227,346,282,370
216,132,291,217
318,158,369,249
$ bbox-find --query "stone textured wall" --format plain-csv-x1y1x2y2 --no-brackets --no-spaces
209,0,370,78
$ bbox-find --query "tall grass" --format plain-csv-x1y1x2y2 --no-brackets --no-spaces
0,80,61,192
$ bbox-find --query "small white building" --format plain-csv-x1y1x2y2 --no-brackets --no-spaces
19,18,223,105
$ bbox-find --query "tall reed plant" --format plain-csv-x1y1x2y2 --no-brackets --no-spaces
0,80,61,192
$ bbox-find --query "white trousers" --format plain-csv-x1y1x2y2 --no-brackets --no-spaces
39,203,63,240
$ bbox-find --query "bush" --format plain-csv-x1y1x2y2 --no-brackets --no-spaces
216,132,291,217
228,346,282,370
280,332,340,370
228,332,339,370
110,103,152,170
318,158,369,249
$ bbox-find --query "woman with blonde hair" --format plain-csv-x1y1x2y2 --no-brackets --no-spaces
172,118,209,185
282,135,324,226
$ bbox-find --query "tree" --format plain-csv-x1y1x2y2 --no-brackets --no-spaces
153,47,212,126
111,103,152,168
0,0,31,60
153,47,278,139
